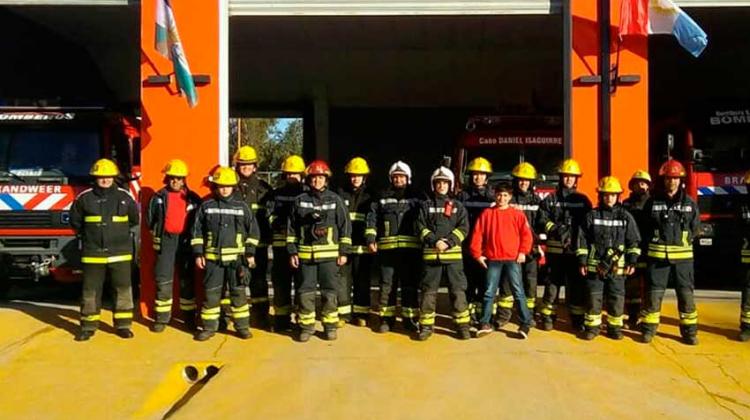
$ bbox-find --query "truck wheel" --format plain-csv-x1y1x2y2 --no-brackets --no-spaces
0,274,11,300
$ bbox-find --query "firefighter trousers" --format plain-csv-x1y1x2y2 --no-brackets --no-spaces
496,257,538,324
642,260,697,337
378,249,420,322
584,274,625,333
624,265,646,326
337,253,373,320
463,248,487,321
541,254,585,322
298,261,339,332
419,262,470,328
202,260,250,332
80,261,133,332
742,267,750,331
249,246,270,319
154,233,196,324
271,247,301,320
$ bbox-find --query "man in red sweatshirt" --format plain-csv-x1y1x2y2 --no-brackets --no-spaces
470,182,533,338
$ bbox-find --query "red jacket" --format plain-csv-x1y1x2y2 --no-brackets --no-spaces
469,206,533,261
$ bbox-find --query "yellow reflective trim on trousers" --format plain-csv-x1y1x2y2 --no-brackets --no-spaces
232,311,250,319
202,314,220,320
338,305,352,315
81,314,101,321
575,248,588,257
584,313,602,327
607,315,624,327
364,228,377,236
420,312,436,325
497,295,514,309
220,298,231,305
647,250,693,260
245,237,259,246
350,212,366,221
82,254,133,264
155,306,172,313
641,311,660,324
114,312,133,319
627,247,642,256
232,304,250,313
180,304,197,311
322,312,339,324
526,298,536,309
274,305,292,315
340,237,352,245
741,311,750,323
353,305,370,314
401,307,419,318
112,215,129,223
191,238,204,246
451,229,465,243
679,311,698,325
155,299,173,306
203,307,221,314
454,309,471,324
298,312,316,325
539,303,556,316
380,306,396,317
84,215,103,222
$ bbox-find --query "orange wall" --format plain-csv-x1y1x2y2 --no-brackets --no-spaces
139,0,221,317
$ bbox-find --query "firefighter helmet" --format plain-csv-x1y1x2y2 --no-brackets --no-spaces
209,166,238,186
628,169,652,190
744,170,750,185
467,157,493,174
234,146,258,164
89,159,119,177
281,155,305,174
658,159,686,178
430,166,455,191
558,159,582,176
306,160,332,177
597,176,624,194
512,162,538,180
162,159,189,177
344,157,370,175
388,161,412,183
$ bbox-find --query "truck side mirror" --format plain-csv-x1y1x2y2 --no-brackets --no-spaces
667,134,675,157
692,148,704,162
441,156,452,168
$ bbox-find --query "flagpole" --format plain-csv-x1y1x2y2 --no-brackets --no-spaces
598,0,612,178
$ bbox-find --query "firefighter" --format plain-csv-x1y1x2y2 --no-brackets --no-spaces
739,170,750,342
366,161,423,333
191,166,260,341
233,145,273,328
416,166,470,340
641,159,700,345
622,169,652,329
287,160,351,342
538,159,592,332
456,157,495,325
147,159,202,332
496,162,543,329
267,155,306,332
336,157,375,327
576,176,641,341
70,158,139,341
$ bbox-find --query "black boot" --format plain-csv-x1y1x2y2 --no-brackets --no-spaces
570,314,585,332
641,323,656,344
273,315,292,332
739,328,750,342
116,329,134,339
75,330,95,342
402,317,419,332
353,314,368,327
253,303,270,330
324,325,338,341
298,328,314,343
457,325,471,340
581,328,598,341
607,326,624,340
417,325,433,341
680,325,698,346
540,316,554,331
236,328,253,339
194,330,216,341
183,311,197,332
151,322,167,333
377,317,394,333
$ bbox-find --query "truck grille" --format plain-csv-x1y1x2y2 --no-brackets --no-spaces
2,238,51,248
0,211,55,228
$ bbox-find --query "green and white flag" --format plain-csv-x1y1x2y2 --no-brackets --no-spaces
155,0,198,108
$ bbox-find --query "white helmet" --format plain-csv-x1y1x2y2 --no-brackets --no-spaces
388,160,412,184
430,166,455,191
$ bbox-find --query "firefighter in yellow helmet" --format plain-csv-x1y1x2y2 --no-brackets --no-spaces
336,157,375,326
495,162,543,329
147,159,202,333
70,158,139,341
456,157,495,325
191,166,260,341
233,145,273,328
266,155,306,331
575,176,641,340
739,170,750,342
537,158,592,332
622,169,652,329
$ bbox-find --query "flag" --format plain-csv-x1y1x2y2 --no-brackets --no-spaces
619,0,708,58
155,0,198,107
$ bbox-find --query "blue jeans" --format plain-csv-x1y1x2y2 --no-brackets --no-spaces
481,261,532,327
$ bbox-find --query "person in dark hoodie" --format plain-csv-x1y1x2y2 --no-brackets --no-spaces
622,170,651,330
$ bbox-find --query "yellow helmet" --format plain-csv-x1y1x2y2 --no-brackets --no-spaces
89,158,119,177
344,157,371,175
162,159,189,177
234,146,258,164
209,166,238,186
512,162,538,180
744,170,750,185
597,176,624,194
467,157,493,174
630,169,652,184
281,155,305,174
558,158,582,176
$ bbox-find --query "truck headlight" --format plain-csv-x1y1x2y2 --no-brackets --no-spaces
698,223,714,238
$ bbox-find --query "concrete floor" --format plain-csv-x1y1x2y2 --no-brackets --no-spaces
1,291,749,419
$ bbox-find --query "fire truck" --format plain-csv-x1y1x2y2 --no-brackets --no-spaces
653,106,750,287
0,107,141,297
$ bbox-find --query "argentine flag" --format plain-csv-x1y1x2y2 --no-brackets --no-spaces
155,0,198,108
620,0,708,58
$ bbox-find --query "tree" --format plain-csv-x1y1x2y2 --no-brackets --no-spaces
228,118,303,172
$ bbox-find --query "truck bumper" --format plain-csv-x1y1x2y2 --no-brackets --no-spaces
0,235,81,282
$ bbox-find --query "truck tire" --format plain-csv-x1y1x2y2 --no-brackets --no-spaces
0,268,11,300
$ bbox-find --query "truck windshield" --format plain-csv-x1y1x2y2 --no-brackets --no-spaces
0,128,100,180
465,146,563,182
693,132,750,173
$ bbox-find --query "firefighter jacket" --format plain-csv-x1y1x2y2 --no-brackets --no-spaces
267,180,306,248
365,186,423,251
337,184,373,255
236,174,273,247
623,191,650,265
575,204,642,276
511,188,542,243
456,184,494,243
739,195,750,264
538,187,592,255
191,194,259,264
287,187,351,263
644,189,700,262
69,185,139,264
416,193,469,264
146,187,202,251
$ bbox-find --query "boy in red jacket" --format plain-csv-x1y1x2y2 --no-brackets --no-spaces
470,182,533,338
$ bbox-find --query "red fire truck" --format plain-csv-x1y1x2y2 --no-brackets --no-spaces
0,107,141,297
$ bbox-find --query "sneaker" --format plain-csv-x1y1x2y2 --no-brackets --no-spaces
477,324,494,338
518,325,530,340
739,329,750,342
151,322,167,333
